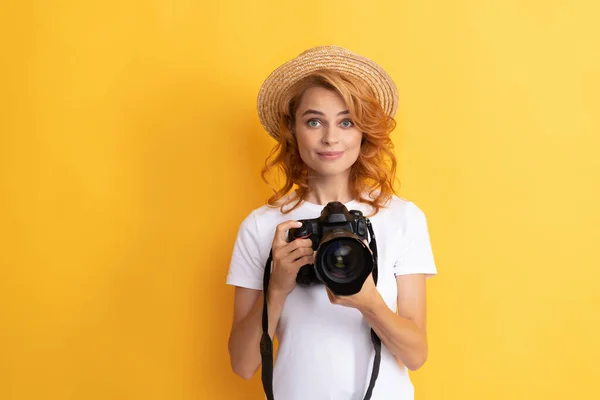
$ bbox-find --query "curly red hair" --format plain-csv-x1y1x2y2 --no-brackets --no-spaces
261,70,399,216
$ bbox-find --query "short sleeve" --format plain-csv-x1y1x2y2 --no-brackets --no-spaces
393,202,438,278
226,211,265,290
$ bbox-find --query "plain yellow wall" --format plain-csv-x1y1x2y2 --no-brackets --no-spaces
1,1,599,399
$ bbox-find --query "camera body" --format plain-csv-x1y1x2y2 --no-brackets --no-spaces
288,201,374,296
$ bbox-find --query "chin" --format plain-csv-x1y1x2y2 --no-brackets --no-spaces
310,164,353,178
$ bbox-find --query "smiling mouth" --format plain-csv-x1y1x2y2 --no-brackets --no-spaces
317,151,345,160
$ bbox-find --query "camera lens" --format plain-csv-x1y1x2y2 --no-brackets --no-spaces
319,238,366,283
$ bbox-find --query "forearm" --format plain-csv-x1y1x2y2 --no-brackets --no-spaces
228,289,287,379
360,297,428,371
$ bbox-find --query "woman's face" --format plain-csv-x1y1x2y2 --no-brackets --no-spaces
293,86,363,179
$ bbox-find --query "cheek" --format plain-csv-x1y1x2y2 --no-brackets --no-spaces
346,132,363,150
294,131,313,162
295,130,314,151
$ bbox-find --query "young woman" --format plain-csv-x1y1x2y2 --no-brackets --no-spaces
226,46,438,400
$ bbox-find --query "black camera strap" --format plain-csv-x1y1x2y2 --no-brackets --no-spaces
260,249,275,400
259,219,381,400
363,220,381,399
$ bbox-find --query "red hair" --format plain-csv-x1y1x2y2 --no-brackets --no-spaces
261,70,399,216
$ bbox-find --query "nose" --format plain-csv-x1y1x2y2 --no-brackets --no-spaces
321,125,341,145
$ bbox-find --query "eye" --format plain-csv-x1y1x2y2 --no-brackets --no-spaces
307,119,321,128
340,119,354,128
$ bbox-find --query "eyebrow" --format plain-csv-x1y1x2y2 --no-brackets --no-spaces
301,109,350,117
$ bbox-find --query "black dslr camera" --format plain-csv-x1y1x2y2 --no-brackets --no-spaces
288,201,376,296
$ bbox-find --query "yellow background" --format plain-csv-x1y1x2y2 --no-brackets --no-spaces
1,1,599,399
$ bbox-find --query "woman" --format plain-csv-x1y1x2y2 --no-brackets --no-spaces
226,46,438,400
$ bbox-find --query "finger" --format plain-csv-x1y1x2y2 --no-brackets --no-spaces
273,220,303,247
273,246,311,269
291,254,315,271
285,246,314,262
283,238,313,253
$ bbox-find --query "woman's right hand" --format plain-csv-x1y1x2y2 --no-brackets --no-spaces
268,220,315,297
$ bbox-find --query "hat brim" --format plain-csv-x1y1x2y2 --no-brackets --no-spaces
257,46,399,140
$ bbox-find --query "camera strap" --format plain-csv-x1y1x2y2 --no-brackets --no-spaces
260,219,381,400
260,249,275,400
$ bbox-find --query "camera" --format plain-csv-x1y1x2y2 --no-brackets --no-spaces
288,201,375,296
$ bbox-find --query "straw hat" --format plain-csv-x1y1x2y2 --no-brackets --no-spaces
256,45,399,140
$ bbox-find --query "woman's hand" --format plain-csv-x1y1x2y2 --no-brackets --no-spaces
325,239,381,312
268,220,315,297
325,273,381,312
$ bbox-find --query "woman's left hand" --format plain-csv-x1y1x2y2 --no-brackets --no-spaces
325,273,381,312
325,239,382,312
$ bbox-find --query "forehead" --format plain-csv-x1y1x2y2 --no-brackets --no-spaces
296,86,347,113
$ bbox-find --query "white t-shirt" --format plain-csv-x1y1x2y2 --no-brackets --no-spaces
226,193,438,400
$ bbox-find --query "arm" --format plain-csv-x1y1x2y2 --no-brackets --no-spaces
360,274,429,371
227,219,314,380
326,273,429,371
227,286,288,380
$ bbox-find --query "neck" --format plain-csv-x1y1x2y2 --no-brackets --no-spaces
302,172,354,206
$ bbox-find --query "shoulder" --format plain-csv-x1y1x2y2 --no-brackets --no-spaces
235,204,277,238
366,194,431,237
370,194,426,220
250,192,296,221
237,192,299,234
390,195,429,221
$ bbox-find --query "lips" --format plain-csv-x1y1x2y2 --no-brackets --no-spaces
317,151,345,161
